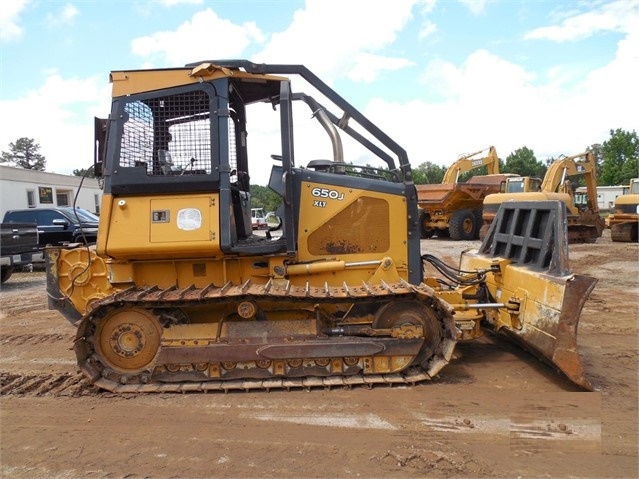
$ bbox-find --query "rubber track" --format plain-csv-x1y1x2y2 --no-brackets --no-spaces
79,278,457,394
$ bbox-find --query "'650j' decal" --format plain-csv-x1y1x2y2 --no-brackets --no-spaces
311,187,345,207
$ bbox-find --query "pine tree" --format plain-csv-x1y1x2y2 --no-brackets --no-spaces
0,137,47,170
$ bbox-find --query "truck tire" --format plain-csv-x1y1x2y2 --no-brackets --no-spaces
419,211,435,239
449,209,476,241
1,266,13,284
473,208,483,239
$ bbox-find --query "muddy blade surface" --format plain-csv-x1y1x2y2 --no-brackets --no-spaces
501,274,597,391
549,274,597,390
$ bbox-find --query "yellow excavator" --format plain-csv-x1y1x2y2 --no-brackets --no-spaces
608,178,639,242
480,151,605,243
45,61,595,393
441,146,501,183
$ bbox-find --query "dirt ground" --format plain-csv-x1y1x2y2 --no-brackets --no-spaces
0,230,637,479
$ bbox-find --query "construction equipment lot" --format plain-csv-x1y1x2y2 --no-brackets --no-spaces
1,230,637,479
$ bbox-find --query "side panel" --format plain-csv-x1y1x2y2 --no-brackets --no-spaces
297,180,409,277
100,193,221,259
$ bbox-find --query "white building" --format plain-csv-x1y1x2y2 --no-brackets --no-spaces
0,166,103,219
576,184,629,212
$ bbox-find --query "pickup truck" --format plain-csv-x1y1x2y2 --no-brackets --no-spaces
0,222,41,283
2,207,99,248
251,208,269,230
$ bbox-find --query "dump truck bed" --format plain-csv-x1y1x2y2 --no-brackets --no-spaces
416,174,511,208
416,174,516,240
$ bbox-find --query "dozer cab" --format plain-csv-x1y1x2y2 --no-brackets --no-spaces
46,60,596,393
480,151,605,243
415,147,514,240
608,178,639,242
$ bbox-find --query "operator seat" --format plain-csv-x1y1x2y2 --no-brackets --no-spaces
306,159,334,172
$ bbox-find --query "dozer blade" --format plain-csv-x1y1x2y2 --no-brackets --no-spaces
463,200,597,390
497,273,596,390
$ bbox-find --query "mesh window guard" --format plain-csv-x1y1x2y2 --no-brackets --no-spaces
120,91,213,176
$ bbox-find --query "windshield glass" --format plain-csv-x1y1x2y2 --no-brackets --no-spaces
66,208,99,222
506,180,525,193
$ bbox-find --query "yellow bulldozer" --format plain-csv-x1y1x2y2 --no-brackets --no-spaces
45,61,595,393
608,178,639,242
480,151,605,243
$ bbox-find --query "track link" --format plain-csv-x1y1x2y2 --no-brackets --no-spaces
95,367,436,393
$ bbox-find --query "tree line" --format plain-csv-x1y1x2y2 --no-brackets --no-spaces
2,128,637,211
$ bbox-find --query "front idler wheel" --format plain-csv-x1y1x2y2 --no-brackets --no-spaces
373,300,443,366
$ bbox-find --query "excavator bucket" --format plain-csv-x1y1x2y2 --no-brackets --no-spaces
461,200,596,390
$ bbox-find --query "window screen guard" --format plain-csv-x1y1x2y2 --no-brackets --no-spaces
119,90,215,176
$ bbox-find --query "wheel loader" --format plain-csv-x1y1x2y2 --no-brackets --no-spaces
45,60,596,393
480,151,605,243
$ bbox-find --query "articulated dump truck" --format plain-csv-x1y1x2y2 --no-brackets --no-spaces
416,146,513,241
45,60,596,393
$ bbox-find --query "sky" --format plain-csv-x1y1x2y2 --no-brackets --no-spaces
1,0,638,185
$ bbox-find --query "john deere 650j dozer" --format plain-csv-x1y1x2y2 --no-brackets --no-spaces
46,60,595,393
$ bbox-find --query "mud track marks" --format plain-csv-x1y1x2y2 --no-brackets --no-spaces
0,372,100,397
0,333,70,346
370,445,490,476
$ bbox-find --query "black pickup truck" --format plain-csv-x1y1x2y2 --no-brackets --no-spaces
0,222,41,283
3,207,99,248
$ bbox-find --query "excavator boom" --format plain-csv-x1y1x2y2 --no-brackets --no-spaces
540,151,598,209
441,146,500,184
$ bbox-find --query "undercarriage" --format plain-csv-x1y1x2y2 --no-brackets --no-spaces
73,280,457,393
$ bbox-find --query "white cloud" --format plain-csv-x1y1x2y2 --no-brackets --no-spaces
418,20,437,40
418,0,437,15
458,0,487,16
130,8,264,67
420,49,534,102
45,3,79,28
419,57,461,98
347,54,415,83
253,0,417,84
0,0,29,41
0,73,111,174
525,0,637,42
